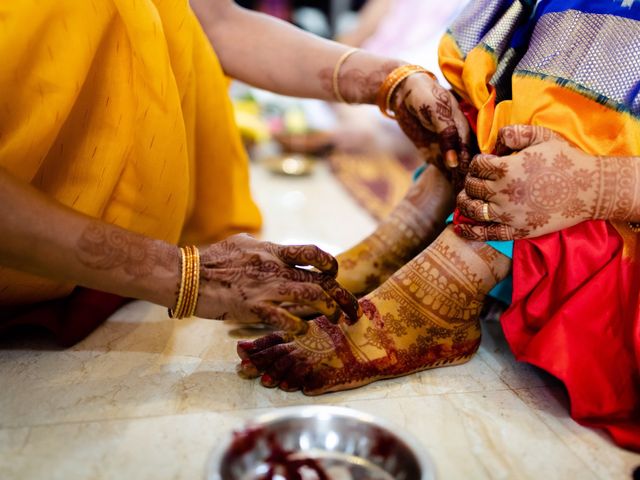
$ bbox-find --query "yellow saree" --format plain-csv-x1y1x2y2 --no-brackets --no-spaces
0,0,262,306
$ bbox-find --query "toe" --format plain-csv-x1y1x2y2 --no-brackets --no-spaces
280,357,313,392
249,343,296,372
261,352,296,388
236,332,290,360
237,358,260,378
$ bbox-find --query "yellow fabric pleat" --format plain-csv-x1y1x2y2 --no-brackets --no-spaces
0,0,261,305
439,34,640,157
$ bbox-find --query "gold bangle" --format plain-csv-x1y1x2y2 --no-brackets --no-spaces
168,246,201,319
332,48,359,103
183,245,200,318
629,222,640,233
169,246,188,319
376,65,437,119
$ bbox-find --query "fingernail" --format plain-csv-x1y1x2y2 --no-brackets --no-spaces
446,150,459,168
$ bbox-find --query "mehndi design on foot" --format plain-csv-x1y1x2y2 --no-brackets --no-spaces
335,166,453,296
238,227,511,395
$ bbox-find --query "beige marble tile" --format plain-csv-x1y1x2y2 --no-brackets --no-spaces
477,320,556,390
0,412,246,480
514,387,640,480
0,301,509,428
1,391,623,480
345,393,604,480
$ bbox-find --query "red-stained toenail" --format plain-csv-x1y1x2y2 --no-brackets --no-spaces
261,373,275,386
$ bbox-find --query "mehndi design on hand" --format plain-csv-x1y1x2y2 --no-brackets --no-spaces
455,125,640,241
195,234,360,333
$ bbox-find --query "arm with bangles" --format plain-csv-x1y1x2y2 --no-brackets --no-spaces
0,168,359,333
455,125,640,241
189,0,471,172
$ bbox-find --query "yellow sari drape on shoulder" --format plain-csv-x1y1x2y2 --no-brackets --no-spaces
0,0,262,306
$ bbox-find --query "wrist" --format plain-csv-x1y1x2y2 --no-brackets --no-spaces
135,241,181,309
376,65,437,118
592,156,640,222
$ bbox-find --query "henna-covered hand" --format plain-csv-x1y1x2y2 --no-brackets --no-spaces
455,125,640,241
194,234,361,334
392,73,475,190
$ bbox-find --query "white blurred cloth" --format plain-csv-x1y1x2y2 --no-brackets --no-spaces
361,0,471,86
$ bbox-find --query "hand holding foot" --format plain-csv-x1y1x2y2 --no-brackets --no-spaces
196,234,359,333
237,227,511,394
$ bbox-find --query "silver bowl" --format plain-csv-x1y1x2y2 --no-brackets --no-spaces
207,405,435,480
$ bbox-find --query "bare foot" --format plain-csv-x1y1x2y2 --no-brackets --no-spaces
335,166,453,296
237,227,511,395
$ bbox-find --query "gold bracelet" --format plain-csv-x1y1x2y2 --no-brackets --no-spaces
168,246,201,319
629,222,640,233
332,48,359,103
376,65,437,119
183,245,200,318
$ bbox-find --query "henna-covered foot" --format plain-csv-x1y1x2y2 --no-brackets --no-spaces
335,166,453,296
238,226,511,395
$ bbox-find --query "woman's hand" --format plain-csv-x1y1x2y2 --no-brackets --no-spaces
392,73,474,189
195,234,360,334
455,125,604,241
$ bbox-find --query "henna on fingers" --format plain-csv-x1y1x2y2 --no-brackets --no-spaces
196,234,359,332
455,125,640,240
391,73,474,178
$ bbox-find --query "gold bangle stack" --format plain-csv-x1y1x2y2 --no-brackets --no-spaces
376,64,437,119
332,48,359,103
168,245,200,319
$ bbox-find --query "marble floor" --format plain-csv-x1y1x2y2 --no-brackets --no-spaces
1,161,638,479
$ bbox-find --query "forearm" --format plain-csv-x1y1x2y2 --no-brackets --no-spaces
594,156,640,223
190,0,405,103
0,168,179,307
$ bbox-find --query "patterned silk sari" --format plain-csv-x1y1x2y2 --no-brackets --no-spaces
440,0,640,450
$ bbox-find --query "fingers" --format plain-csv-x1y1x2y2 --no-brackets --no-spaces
468,154,507,180
439,126,461,169
318,276,361,324
457,191,498,223
270,243,339,277
279,269,360,324
250,303,310,335
275,283,343,324
464,176,496,201
454,223,515,241
496,125,559,155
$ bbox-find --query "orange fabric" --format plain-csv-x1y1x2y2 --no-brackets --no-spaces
0,0,262,306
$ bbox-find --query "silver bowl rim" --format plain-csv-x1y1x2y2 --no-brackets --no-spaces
205,404,436,480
